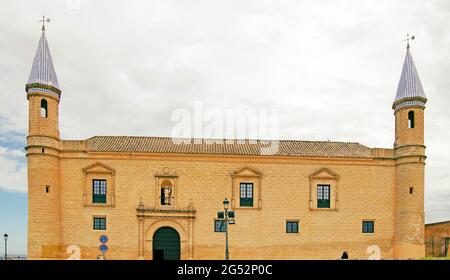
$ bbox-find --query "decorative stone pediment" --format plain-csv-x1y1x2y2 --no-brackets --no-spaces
231,167,262,178
309,168,339,180
82,162,115,174
154,167,177,178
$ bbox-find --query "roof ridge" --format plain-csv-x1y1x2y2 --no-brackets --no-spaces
83,136,374,158
86,135,365,145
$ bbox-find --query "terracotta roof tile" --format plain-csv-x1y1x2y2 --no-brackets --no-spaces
86,136,373,158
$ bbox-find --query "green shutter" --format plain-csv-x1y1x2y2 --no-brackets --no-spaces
93,194,107,203
240,197,253,207
317,199,330,208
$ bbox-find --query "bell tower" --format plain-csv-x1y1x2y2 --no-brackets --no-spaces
26,20,63,259
392,37,427,259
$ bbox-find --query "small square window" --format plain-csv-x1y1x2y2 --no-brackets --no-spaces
214,220,226,232
362,221,374,233
286,221,299,233
93,217,106,230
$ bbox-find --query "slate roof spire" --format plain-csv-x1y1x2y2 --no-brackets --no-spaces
392,39,427,110
25,21,61,97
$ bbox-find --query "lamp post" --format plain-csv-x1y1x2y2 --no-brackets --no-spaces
3,233,8,260
224,199,230,260
217,198,235,260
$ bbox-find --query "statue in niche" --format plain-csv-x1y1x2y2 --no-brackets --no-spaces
163,186,172,205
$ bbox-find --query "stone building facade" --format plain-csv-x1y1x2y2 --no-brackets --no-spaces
425,221,450,257
26,28,427,260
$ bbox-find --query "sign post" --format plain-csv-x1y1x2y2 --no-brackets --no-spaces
99,235,109,260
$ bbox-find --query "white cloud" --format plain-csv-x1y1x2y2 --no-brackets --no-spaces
0,153,27,193
0,146,26,158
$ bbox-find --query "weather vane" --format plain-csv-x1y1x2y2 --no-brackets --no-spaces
38,15,51,31
403,33,415,49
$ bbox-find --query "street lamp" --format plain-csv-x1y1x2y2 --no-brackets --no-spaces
217,198,235,260
3,233,8,261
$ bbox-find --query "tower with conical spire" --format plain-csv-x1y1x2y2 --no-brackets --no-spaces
26,20,63,259
393,38,427,259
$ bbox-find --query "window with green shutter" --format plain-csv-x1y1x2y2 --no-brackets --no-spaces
317,185,330,208
93,217,106,230
362,221,374,233
92,179,107,203
240,183,253,207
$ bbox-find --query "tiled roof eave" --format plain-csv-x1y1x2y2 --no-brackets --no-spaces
84,149,374,159
83,136,374,159
26,82,61,96
392,96,427,110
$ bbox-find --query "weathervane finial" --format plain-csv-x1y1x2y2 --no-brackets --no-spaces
403,33,415,49
38,15,51,31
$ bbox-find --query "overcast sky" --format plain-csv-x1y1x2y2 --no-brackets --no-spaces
0,0,449,254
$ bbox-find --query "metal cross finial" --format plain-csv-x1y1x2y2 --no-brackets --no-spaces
403,33,415,49
38,15,51,31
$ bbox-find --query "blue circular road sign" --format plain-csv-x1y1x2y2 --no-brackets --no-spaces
99,235,108,244
99,244,108,252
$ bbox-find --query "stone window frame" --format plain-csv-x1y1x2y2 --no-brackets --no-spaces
309,168,339,211
231,167,262,210
82,162,116,207
154,167,178,209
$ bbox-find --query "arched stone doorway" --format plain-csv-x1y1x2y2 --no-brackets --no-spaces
152,227,180,260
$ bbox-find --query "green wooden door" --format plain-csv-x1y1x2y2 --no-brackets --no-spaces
152,227,180,260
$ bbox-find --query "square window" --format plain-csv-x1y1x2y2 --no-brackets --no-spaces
93,217,106,230
286,221,299,233
362,221,374,233
214,220,226,232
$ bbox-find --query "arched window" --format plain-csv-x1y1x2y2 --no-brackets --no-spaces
408,111,415,128
40,99,48,118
